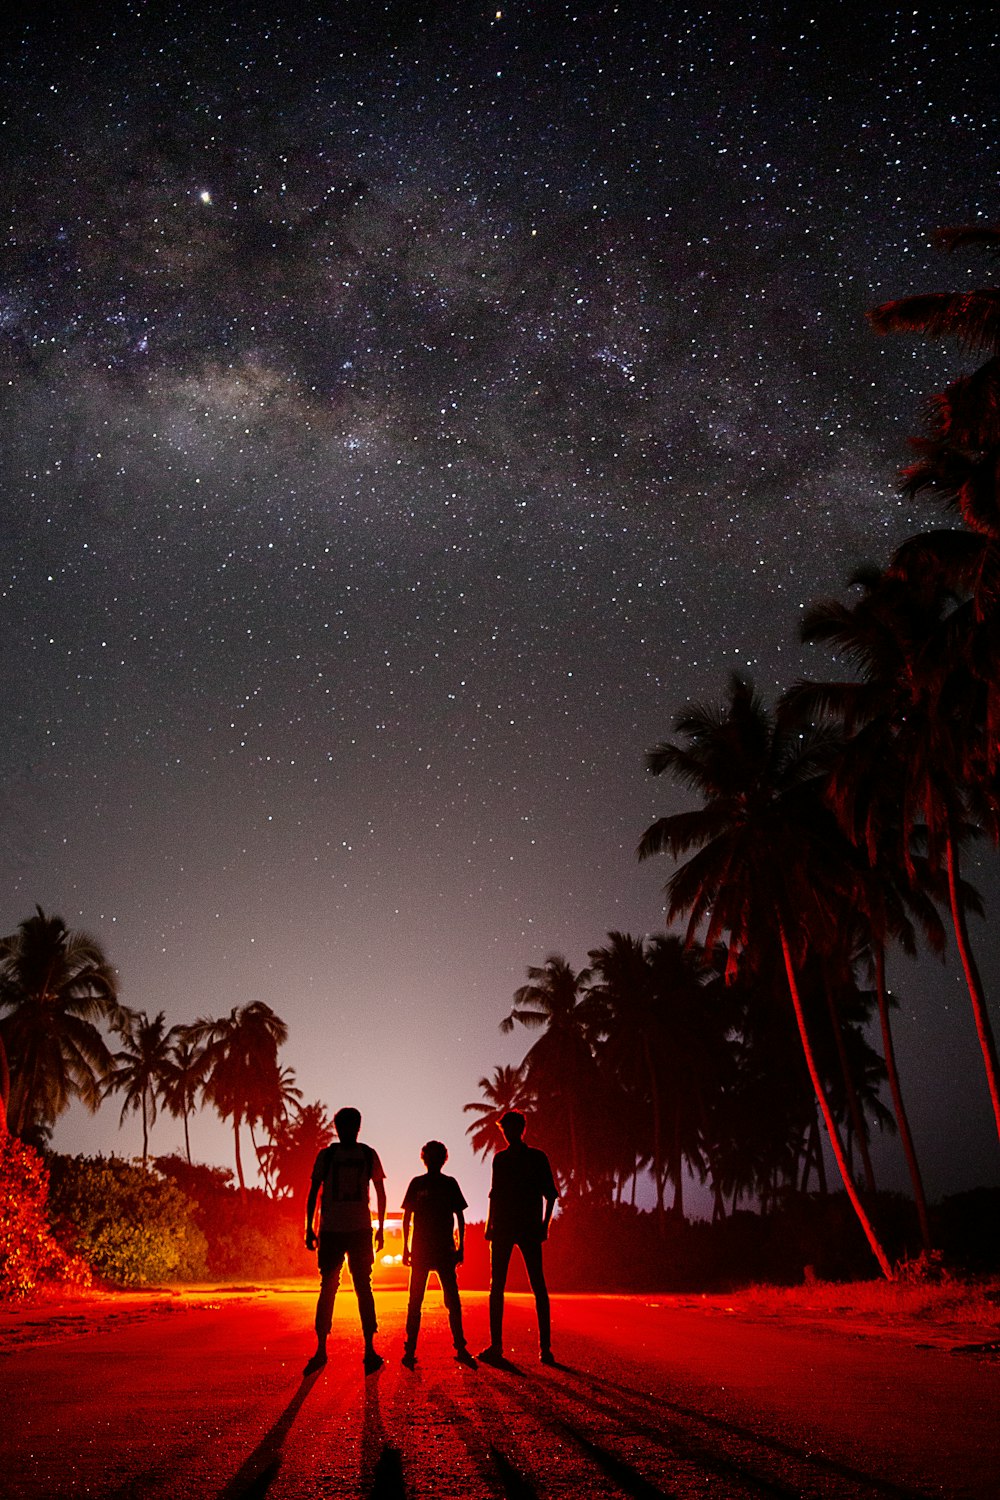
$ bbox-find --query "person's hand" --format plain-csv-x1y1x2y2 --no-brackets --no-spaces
305,1230,316,1252
455,1247,464,1265
402,1248,411,1267
375,1227,385,1251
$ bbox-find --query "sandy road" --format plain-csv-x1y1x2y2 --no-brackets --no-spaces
1,1286,998,1499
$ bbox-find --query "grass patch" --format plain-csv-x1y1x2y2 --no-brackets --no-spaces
720,1274,1000,1328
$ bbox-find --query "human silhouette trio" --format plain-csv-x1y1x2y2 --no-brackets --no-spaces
303,1107,558,1375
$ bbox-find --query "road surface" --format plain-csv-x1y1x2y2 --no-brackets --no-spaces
2,1286,998,1498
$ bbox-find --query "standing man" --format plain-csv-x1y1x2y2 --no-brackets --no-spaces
478,1110,558,1366
304,1105,386,1375
400,1140,476,1368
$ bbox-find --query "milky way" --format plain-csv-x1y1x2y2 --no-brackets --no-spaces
2,1,998,1211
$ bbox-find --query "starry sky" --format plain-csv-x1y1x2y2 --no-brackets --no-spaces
2,1,998,1218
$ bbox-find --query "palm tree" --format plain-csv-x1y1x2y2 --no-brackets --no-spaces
105,1008,177,1168
638,675,895,1278
253,1064,303,1195
463,1063,531,1159
0,907,119,1138
258,1099,334,1199
793,567,1000,1152
585,931,721,1224
190,1001,288,1193
158,1030,207,1165
501,955,595,1190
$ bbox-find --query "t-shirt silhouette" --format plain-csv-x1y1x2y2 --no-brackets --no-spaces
401,1172,467,1264
312,1141,385,1233
489,1141,557,1241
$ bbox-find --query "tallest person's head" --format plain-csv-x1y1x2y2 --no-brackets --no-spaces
334,1106,361,1142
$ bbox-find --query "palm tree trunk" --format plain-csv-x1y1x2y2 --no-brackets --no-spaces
778,920,894,1279
874,941,933,1255
141,1095,149,1170
233,1117,246,1194
183,1106,192,1165
946,830,1000,1146
823,976,877,1194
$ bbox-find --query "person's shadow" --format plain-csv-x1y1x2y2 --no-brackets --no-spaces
217,1375,317,1499
360,1366,407,1499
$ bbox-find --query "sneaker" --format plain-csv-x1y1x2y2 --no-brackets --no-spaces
401,1350,417,1370
540,1348,556,1366
363,1348,384,1373
477,1345,504,1366
303,1351,327,1376
454,1347,477,1367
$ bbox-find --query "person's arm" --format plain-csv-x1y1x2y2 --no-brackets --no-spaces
541,1192,556,1240
402,1208,412,1266
455,1209,466,1263
541,1153,558,1240
305,1179,320,1251
374,1175,387,1251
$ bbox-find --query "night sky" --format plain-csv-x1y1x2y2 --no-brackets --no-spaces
3,1,998,1218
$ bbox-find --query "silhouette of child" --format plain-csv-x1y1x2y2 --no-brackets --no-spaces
400,1141,475,1368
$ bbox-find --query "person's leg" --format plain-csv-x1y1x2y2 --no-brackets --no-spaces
483,1238,514,1356
437,1259,468,1351
346,1231,381,1367
519,1238,552,1357
307,1233,346,1371
404,1263,430,1359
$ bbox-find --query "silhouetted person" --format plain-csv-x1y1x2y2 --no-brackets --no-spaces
304,1105,386,1374
478,1110,558,1366
400,1140,476,1368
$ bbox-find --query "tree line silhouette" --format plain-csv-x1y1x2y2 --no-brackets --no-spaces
2,223,999,1283
0,906,333,1203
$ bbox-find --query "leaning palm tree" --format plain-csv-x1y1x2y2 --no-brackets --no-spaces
870,225,1000,770
638,675,894,1278
0,907,119,1139
190,1001,288,1193
463,1063,532,1159
105,1008,176,1168
793,566,1000,1152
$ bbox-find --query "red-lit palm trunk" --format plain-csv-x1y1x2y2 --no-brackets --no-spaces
233,1115,247,1194
945,831,1000,1146
873,941,932,1254
778,920,893,1280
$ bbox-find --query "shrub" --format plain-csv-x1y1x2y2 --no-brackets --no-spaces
47,1155,208,1286
0,1135,91,1299
155,1154,309,1280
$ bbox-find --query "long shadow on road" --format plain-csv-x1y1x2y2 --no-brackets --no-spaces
217,1373,318,1500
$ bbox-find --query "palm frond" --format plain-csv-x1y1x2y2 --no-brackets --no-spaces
868,291,1000,355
